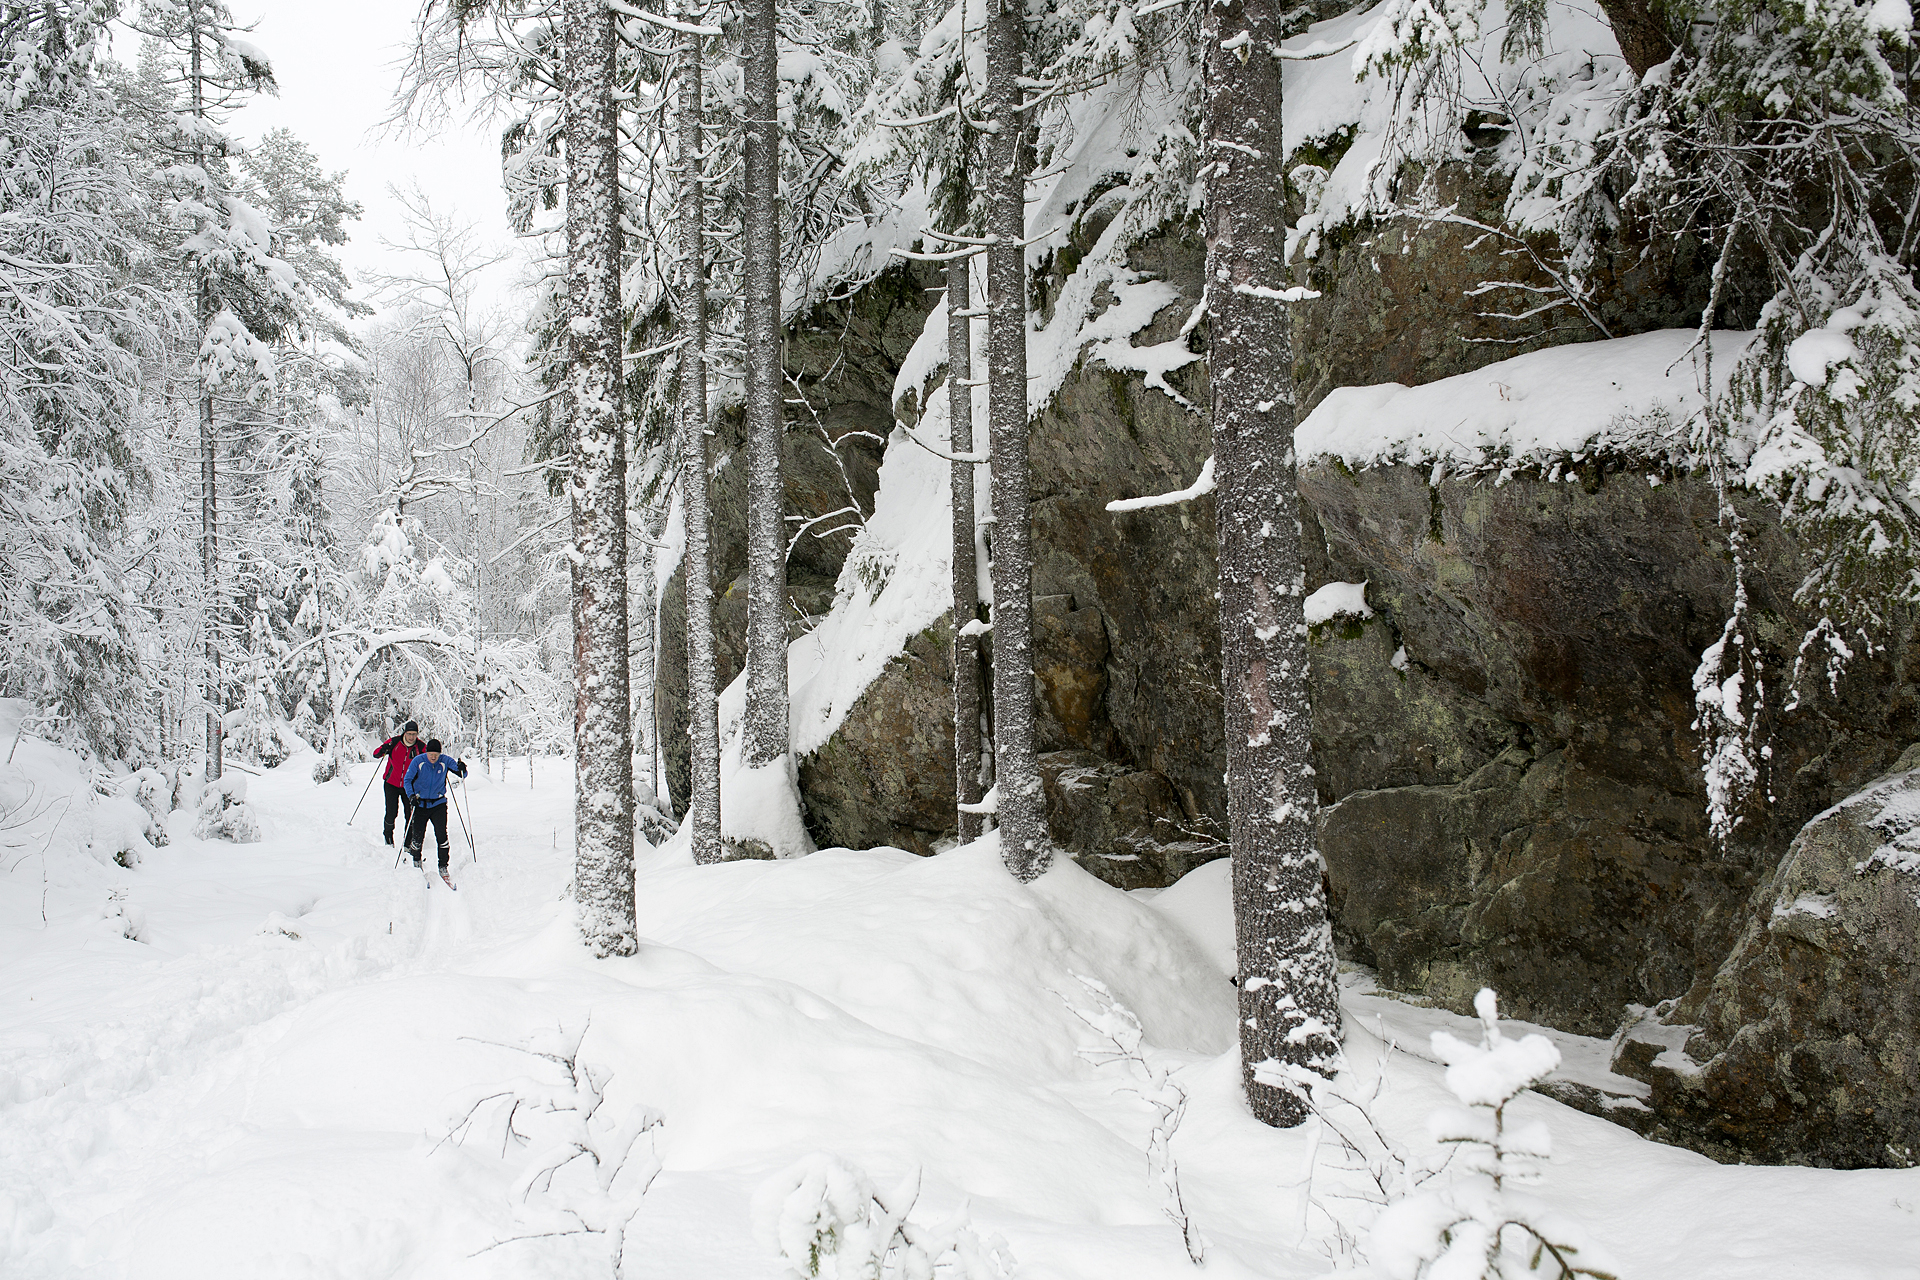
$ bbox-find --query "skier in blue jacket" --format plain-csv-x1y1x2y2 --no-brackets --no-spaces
402,739,469,872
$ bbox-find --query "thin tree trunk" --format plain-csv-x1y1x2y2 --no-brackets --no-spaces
565,0,637,956
949,255,985,843
190,19,222,785
982,0,1045,880
678,12,722,864
1203,0,1342,1126
739,0,789,771
630,500,659,800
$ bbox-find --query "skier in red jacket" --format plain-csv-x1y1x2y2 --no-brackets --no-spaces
372,721,421,846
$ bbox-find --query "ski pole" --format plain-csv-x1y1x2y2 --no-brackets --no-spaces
456,787,477,864
452,782,478,864
348,762,378,826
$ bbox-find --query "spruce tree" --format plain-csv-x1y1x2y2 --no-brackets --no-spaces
739,0,790,777
982,0,1046,880
1203,0,1342,1124
564,0,637,955
676,5,723,864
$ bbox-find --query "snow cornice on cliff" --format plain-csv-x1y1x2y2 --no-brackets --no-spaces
1294,328,1756,481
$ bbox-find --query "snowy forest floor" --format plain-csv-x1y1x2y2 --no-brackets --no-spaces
1,737,1916,1278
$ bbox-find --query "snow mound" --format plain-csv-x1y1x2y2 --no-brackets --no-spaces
632,834,1236,1081
1294,329,1755,474
0,699,155,879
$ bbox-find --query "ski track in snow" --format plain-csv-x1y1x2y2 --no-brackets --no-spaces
1,749,1916,1278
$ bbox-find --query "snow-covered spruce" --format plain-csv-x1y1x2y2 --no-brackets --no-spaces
1366,989,1619,1280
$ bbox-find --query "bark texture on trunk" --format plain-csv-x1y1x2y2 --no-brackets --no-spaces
200,379,222,783
678,19,723,865
949,256,986,843
1597,0,1676,79
983,0,1047,881
740,0,790,770
1203,0,1343,1125
565,0,637,956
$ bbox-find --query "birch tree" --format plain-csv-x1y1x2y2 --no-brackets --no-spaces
565,0,638,956
981,0,1047,880
1203,0,1341,1125
738,0,790,774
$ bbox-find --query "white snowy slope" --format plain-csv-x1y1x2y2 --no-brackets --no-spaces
1,729,1916,1278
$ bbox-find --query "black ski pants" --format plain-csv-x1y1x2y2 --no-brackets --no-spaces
405,801,451,868
382,782,415,845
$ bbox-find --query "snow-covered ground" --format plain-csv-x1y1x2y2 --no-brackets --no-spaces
2,728,1915,1278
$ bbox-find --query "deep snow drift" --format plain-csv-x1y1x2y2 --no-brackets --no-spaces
1,725,1915,1278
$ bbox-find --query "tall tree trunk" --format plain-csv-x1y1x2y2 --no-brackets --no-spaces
565,0,637,956
739,0,789,770
948,255,985,843
200,374,221,782
983,0,1045,880
1203,0,1342,1125
191,20,222,784
679,13,723,864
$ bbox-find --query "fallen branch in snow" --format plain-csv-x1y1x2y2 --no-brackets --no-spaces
1061,975,1207,1266
892,419,990,465
440,1026,666,1277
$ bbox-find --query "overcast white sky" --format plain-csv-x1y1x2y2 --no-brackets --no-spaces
129,1,532,326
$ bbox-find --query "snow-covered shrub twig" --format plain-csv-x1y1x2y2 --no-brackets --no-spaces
439,1027,665,1276
756,1153,1018,1279
1062,974,1206,1265
1369,989,1616,1280
193,775,260,843
1251,1017,1449,1268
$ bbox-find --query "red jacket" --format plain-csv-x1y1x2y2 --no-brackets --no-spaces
374,735,418,787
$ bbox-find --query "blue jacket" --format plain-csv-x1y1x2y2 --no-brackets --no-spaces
403,754,467,806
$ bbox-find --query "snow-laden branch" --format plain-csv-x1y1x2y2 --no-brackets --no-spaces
607,0,720,35
1106,456,1215,512
1231,283,1321,302
874,102,960,129
1270,35,1358,60
893,419,989,464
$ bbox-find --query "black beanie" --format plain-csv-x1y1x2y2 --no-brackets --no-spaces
404,720,419,732
425,738,443,753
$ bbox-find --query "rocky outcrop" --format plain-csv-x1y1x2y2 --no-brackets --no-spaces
1302,461,1920,1039
1611,751,1920,1167
656,269,935,811
649,213,1920,1165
